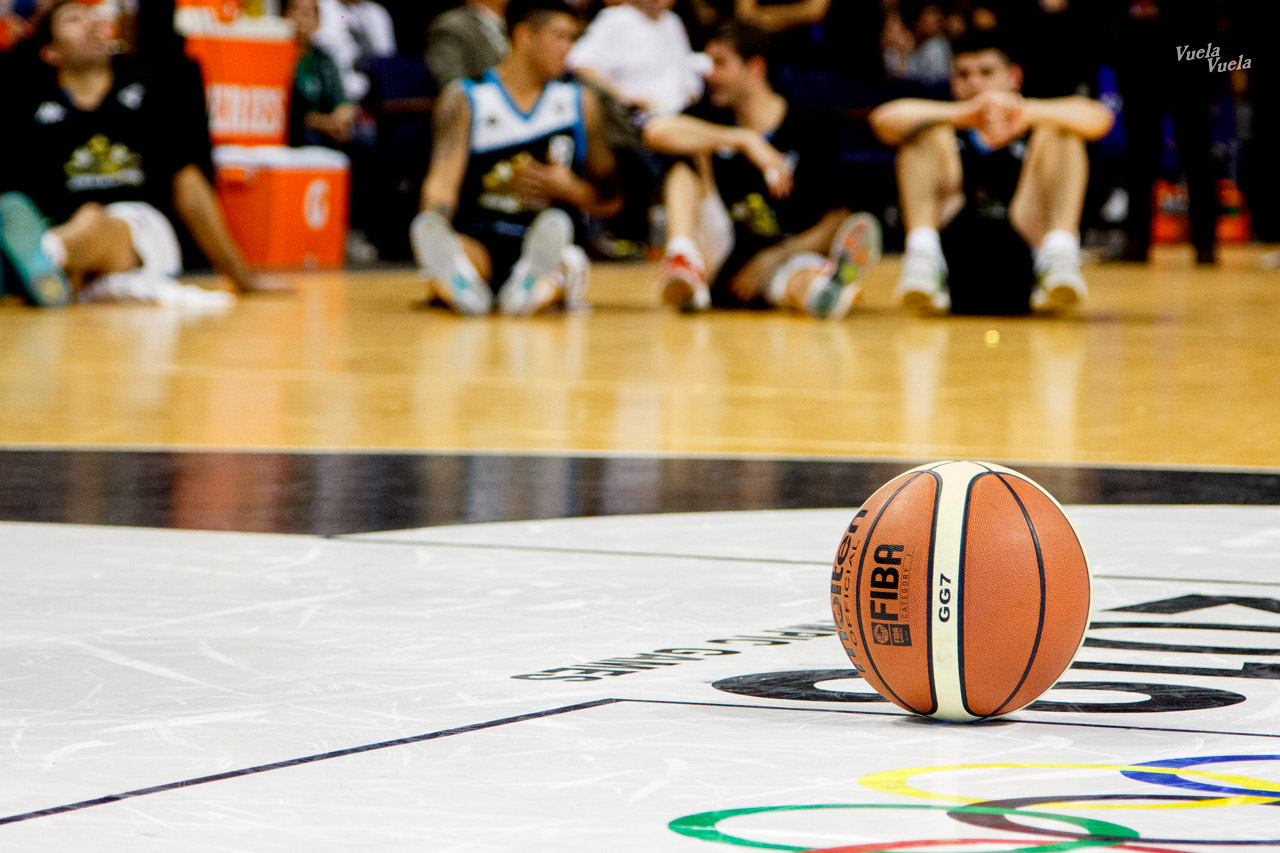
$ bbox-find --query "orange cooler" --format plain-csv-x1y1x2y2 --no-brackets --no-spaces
214,145,350,269
182,15,297,146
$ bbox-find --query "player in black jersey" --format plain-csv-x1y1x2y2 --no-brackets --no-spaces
0,0,286,307
411,0,619,316
644,22,881,319
870,30,1114,315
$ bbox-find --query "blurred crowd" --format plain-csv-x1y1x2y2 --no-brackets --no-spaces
277,0,1274,266
1,0,1275,270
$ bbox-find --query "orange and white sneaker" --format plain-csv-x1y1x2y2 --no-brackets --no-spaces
658,251,710,313
804,212,881,319
498,209,574,317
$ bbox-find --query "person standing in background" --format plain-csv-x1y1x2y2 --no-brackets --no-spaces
1110,0,1221,265
426,0,509,87
314,0,396,101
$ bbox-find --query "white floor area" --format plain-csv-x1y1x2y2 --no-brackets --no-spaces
2,507,1279,850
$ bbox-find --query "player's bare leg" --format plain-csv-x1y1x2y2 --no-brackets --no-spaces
51,203,140,284
658,161,710,312
1011,125,1089,310
894,125,962,311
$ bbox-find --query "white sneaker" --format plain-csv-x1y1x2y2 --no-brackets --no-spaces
804,212,881,319
561,244,590,311
1032,244,1087,311
498,209,574,316
896,247,949,312
410,210,492,315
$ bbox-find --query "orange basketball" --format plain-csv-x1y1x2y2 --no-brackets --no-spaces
830,461,1091,722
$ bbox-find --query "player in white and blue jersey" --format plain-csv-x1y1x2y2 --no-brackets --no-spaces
410,0,619,316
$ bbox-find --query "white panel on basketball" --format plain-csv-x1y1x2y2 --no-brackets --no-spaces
926,460,989,722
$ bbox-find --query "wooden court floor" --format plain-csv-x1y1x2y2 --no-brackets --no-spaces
1,245,1277,470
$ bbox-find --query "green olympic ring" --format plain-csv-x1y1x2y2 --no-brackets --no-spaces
668,803,1139,852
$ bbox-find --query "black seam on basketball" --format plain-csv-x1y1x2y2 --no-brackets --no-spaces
854,471,927,715
957,472,990,718
987,473,1048,718
998,470,1092,662
923,470,941,716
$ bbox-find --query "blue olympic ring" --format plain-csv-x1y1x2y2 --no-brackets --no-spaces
1124,755,1280,798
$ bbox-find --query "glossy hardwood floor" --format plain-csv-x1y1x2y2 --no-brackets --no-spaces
1,245,1277,470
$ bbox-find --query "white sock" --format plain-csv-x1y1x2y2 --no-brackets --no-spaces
40,232,68,269
766,251,826,306
1036,229,1079,271
905,227,941,259
664,235,703,268
1039,229,1078,257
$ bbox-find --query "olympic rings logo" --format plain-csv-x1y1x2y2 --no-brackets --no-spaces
669,755,1280,851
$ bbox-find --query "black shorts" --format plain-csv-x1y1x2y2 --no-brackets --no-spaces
940,210,1036,315
456,217,526,286
709,232,784,309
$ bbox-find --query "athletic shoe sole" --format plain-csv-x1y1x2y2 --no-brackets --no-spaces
808,213,882,319
410,210,492,316
660,272,711,313
0,192,70,307
498,209,573,316
1043,282,1083,310
830,212,882,287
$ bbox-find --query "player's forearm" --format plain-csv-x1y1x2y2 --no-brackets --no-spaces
555,172,621,218
735,0,830,31
571,66,625,105
868,99,966,146
172,166,254,292
643,115,757,157
421,175,460,220
1022,97,1115,142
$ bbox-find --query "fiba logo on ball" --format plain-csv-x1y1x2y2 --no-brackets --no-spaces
304,179,330,231
831,460,1092,722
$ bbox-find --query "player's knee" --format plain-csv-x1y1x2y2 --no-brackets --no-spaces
906,123,957,153
71,202,107,223
1031,124,1084,152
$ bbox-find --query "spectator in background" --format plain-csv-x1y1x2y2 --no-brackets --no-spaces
644,22,882,319
426,0,509,87
0,0,286,305
869,29,1114,315
568,0,703,118
314,0,396,101
884,0,951,89
567,0,705,251
1109,0,1220,265
286,0,356,147
731,0,828,69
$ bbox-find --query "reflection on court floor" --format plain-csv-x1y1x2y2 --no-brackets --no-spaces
1,507,1278,850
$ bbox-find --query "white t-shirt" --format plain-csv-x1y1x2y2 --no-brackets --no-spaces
314,0,398,101
568,5,703,117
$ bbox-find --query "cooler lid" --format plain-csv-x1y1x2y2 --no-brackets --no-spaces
213,145,351,170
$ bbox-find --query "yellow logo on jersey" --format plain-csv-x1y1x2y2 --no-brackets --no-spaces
731,193,781,239
64,135,144,191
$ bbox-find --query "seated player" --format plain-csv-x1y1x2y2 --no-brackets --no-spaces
868,29,1114,315
643,22,881,319
411,0,619,316
0,0,285,306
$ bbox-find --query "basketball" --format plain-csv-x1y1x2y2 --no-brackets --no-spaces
830,461,1092,722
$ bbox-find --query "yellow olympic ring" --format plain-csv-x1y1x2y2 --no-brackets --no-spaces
860,763,1280,811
